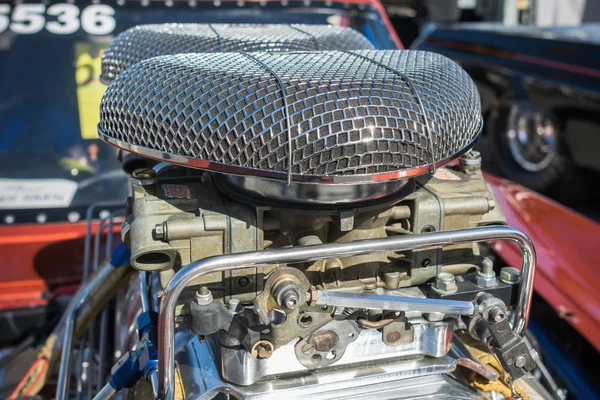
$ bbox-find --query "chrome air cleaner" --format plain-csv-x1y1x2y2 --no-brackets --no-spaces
100,23,374,83
99,50,482,202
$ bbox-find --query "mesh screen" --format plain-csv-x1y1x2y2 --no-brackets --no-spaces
101,23,375,83
99,50,482,178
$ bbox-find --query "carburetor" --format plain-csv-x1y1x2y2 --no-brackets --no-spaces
123,152,504,299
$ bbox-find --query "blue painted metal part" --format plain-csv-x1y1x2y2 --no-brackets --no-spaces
529,318,600,400
107,311,159,392
110,243,131,268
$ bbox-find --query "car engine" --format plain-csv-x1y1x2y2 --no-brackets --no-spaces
10,24,549,400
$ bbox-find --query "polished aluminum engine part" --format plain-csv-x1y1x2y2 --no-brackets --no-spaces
174,331,484,400
158,225,536,400
219,174,411,204
219,318,452,385
99,50,482,184
101,24,374,83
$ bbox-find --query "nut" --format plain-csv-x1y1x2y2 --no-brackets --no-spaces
500,267,520,284
273,281,305,311
477,257,497,288
194,286,213,306
435,272,457,293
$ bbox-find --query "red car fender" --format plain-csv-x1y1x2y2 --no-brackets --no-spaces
0,221,120,310
485,172,600,351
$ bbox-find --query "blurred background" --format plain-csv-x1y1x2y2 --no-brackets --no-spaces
389,0,600,218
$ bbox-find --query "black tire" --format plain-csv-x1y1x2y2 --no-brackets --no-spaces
490,106,583,203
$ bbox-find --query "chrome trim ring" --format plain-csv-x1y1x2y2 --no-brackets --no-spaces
99,130,478,184
220,174,410,204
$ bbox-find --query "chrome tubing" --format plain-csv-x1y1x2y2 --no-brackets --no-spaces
56,261,120,400
97,210,125,392
139,271,151,313
92,382,118,400
158,225,535,400
314,290,476,315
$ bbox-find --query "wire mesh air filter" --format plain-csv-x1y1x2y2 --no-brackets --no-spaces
99,50,482,184
101,24,374,83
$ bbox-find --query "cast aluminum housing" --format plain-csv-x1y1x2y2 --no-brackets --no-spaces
99,50,482,184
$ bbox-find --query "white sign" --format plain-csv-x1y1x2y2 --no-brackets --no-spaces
0,4,116,35
0,178,78,209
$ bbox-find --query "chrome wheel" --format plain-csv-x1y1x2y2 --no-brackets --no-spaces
506,105,558,172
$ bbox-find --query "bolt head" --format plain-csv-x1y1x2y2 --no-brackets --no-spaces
477,272,497,288
500,267,520,284
435,272,457,292
310,331,339,352
237,277,250,287
154,223,165,240
514,355,527,368
386,331,401,343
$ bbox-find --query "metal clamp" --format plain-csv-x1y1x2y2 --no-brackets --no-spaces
158,225,535,400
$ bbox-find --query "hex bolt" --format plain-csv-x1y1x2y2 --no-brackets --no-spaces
477,257,497,288
500,267,521,284
154,222,166,241
194,286,213,306
514,355,527,368
435,272,457,292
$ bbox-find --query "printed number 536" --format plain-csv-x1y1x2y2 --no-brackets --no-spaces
0,4,116,35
